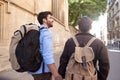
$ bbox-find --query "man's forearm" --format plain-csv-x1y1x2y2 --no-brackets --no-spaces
48,63,58,76
48,63,62,80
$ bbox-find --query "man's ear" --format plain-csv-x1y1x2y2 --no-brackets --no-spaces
43,18,47,23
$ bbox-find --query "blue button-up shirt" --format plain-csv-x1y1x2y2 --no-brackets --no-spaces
29,25,55,74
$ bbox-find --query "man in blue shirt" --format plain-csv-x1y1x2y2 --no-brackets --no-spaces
30,11,62,80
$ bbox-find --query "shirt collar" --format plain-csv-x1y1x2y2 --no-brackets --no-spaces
40,24,48,29
76,32,94,37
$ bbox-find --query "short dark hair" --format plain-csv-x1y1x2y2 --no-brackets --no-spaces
78,16,92,33
37,11,52,25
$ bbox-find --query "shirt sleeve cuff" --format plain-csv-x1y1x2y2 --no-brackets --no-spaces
44,58,55,64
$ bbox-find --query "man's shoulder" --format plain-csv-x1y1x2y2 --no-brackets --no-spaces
66,37,74,42
91,38,106,47
94,38,103,43
41,28,52,35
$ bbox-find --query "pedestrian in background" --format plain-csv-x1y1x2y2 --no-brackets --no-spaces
29,11,62,80
58,16,110,80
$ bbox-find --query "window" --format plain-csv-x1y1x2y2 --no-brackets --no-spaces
52,0,60,19
113,21,115,28
0,3,4,41
116,17,119,27
112,8,114,15
116,2,119,10
109,13,111,17
0,4,2,40
52,0,67,25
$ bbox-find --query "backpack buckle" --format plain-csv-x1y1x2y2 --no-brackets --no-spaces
82,56,87,69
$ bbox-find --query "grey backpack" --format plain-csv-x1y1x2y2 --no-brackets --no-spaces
9,23,43,72
65,36,97,80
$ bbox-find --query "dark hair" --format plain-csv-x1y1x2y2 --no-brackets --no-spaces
37,11,52,24
78,16,92,33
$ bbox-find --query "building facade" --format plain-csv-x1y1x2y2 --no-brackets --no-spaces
107,0,120,43
0,0,70,71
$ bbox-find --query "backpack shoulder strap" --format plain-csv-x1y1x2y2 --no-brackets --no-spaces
72,36,79,47
86,37,96,47
40,27,46,30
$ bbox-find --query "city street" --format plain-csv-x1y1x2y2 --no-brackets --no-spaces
107,49,120,80
0,49,120,80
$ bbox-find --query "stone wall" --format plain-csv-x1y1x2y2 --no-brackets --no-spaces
51,18,71,54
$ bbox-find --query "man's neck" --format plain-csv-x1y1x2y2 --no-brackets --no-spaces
80,30,90,33
43,23,48,28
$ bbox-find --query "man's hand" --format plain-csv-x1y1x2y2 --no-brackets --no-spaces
55,74,62,80
47,63,62,80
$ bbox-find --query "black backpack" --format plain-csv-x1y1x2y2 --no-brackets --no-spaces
9,23,43,72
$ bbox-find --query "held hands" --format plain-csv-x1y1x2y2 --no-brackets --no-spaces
55,74,62,80
47,63,62,80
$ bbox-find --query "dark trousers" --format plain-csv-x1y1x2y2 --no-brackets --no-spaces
32,72,52,80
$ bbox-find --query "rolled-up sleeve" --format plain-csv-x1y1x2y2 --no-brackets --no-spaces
40,29,54,64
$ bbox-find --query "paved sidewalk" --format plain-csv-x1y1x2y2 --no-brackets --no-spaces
0,42,62,80
0,70,33,80
0,46,11,72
